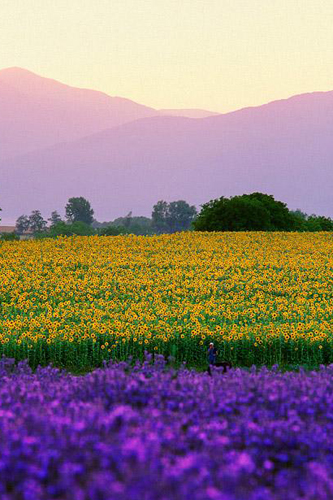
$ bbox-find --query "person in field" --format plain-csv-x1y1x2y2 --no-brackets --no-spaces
207,342,218,365
207,342,232,376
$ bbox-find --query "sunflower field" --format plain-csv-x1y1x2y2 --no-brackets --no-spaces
0,232,333,370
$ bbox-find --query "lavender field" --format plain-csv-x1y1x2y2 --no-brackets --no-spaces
1,356,333,500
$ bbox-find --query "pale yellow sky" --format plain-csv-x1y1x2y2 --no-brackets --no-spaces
0,0,332,112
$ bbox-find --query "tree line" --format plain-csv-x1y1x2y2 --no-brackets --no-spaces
1,192,333,241
1,197,197,239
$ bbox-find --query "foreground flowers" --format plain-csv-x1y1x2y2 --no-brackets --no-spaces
1,357,333,499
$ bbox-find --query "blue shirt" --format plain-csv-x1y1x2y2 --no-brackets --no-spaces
208,347,217,364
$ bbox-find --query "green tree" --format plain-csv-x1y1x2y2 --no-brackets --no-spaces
15,215,30,234
95,216,154,235
167,201,197,232
48,211,63,227
29,210,47,234
152,200,197,233
192,197,228,232
49,221,72,237
245,193,294,230
290,210,308,231
152,201,169,234
65,197,94,225
1,232,19,241
50,221,95,237
306,215,333,231
99,225,127,236
290,210,333,231
116,216,153,235
224,196,271,231
194,193,296,232
69,221,95,235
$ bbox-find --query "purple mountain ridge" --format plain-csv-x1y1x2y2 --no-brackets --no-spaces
0,67,160,160
0,68,218,160
0,68,332,223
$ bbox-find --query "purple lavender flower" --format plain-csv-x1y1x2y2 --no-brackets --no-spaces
0,360,332,499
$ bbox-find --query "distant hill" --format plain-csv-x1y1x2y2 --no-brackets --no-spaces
0,67,159,159
0,68,222,160
1,89,333,222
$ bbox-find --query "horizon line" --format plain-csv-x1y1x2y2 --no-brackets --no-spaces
1,65,332,117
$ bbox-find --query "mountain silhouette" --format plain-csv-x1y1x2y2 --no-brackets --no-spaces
0,68,332,223
0,67,159,159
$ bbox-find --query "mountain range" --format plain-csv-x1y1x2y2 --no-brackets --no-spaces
0,67,332,224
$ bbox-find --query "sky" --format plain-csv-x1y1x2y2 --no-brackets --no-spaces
0,0,333,113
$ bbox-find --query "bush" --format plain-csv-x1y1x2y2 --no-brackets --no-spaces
291,211,333,232
99,225,128,236
0,232,19,241
194,193,295,232
49,221,95,237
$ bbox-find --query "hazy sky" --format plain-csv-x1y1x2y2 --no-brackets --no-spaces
1,0,332,112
